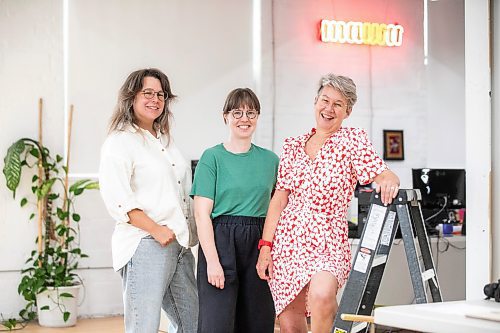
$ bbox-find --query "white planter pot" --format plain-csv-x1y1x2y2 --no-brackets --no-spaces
36,285,80,327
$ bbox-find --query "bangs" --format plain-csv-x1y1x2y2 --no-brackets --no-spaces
223,88,260,112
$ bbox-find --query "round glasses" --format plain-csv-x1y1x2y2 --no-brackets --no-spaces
141,89,167,102
229,109,259,119
318,97,347,112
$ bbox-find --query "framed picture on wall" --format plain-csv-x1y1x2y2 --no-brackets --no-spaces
383,130,404,160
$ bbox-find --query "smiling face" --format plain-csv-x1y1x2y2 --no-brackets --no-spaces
314,85,351,133
224,104,259,140
132,76,165,131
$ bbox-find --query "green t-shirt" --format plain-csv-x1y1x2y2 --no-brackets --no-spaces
190,143,279,219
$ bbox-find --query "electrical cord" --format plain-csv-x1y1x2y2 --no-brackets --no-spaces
424,196,448,222
435,234,441,273
419,233,466,305
436,236,466,253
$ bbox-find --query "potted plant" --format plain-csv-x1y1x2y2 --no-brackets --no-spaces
1,103,98,329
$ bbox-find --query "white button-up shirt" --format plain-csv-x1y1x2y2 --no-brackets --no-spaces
99,125,192,271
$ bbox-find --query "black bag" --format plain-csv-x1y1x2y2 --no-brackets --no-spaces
484,279,500,302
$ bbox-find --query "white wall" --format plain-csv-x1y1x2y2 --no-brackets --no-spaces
270,0,464,188
426,0,465,168
68,0,256,171
493,0,500,281
0,0,66,318
464,0,492,299
0,0,469,319
0,0,256,318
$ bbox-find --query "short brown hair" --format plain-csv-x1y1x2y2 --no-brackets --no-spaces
222,88,260,123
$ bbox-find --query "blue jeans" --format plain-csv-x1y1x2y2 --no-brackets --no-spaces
120,237,198,333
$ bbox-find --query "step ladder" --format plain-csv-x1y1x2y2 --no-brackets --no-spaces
332,189,443,333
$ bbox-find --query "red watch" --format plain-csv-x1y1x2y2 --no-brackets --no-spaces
258,239,273,251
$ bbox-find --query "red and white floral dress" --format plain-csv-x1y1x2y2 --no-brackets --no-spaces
269,127,388,316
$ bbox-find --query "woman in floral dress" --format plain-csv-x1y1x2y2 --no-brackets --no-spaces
256,74,400,333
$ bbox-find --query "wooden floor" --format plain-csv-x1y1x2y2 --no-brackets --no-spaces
12,317,416,333
8,317,124,333
11,316,283,333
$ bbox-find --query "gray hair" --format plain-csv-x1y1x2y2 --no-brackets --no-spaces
317,73,357,109
109,68,177,142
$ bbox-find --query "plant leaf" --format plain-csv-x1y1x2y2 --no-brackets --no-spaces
20,198,28,207
4,318,17,329
2,139,26,196
48,193,59,200
69,179,99,194
59,292,74,298
69,179,91,193
40,305,49,311
84,181,100,190
37,178,56,199
63,312,70,322
72,213,80,222
29,148,39,158
57,208,65,220
27,311,36,321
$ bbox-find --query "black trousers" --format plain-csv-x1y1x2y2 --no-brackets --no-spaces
197,215,275,333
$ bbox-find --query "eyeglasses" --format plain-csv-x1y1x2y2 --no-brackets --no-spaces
229,109,259,119
318,97,347,112
141,89,167,101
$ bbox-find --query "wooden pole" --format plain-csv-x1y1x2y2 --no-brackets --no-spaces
61,105,73,246
340,313,374,323
37,98,43,266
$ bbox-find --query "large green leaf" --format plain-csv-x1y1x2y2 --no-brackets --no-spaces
85,181,99,190
69,179,99,193
69,180,99,197
69,179,91,192
2,140,26,196
37,178,56,199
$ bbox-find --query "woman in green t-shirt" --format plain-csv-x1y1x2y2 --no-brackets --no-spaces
191,88,279,333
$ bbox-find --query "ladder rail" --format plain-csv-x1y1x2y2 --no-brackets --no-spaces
333,194,399,332
409,200,443,302
396,203,428,303
357,207,399,316
332,189,443,333
397,189,442,303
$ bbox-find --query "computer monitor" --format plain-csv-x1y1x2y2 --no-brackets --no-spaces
412,168,466,209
